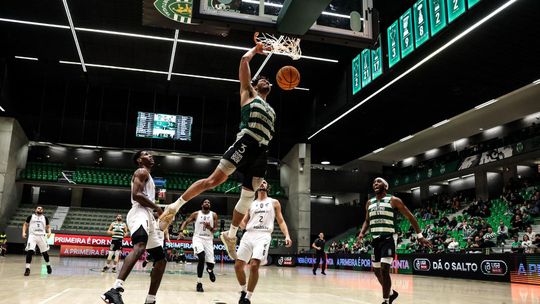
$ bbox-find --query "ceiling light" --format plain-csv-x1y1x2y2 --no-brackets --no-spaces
60,60,168,75
447,177,459,182
14,56,38,61
59,60,311,89
461,173,474,178
373,148,384,154
293,87,310,91
410,187,420,191
533,79,540,85
310,195,317,198
321,161,330,165
0,18,336,63
62,0,86,72
0,106,5,112
0,17,69,29
167,29,180,81
399,135,414,142
308,0,518,140
432,119,450,128
320,196,334,199
474,99,497,109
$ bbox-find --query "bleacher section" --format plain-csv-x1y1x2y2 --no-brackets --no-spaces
7,205,57,228
72,167,131,187
19,163,285,197
7,205,287,247
19,162,62,182
330,185,539,255
61,207,129,234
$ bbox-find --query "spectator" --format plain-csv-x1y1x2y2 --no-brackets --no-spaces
525,226,536,241
522,211,533,226
532,234,540,253
497,221,509,244
510,236,523,253
522,235,533,253
447,238,460,252
509,215,524,236
483,227,497,247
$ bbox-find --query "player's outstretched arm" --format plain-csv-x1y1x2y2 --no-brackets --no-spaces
392,196,432,248
357,200,370,243
178,211,197,239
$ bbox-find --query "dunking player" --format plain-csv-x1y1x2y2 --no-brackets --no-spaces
102,214,128,273
101,151,167,304
159,41,275,260
178,199,218,292
357,177,431,304
22,206,52,276
235,180,291,303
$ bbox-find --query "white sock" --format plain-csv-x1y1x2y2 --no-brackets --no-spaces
169,197,187,212
113,279,124,290
25,263,30,269
383,298,389,303
46,261,50,266
241,285,247,292
246,291,253,299
197,277,202,283
228,225,239,238
145,294,156,303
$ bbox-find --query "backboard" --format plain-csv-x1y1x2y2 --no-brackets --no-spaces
194,0,377,47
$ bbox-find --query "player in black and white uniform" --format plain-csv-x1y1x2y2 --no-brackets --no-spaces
101,151,167,304
102,214,128,273
234,180,292,304
22,206,52,276
178,199,218,292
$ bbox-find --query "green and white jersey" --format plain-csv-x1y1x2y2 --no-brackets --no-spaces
237,96,276,146
111,222,126,240
368,194,396,238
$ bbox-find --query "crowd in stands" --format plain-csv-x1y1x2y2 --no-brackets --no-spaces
327,176,540,255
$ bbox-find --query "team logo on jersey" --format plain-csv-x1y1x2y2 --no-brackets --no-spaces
154,0,193,24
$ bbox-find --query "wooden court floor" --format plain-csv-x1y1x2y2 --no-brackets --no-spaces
0,255,539,304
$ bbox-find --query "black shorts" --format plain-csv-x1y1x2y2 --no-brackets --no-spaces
371,234,395,263
222,134,268,187
110,239,123,251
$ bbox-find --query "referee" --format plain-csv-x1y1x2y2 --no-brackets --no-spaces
312,232,326,275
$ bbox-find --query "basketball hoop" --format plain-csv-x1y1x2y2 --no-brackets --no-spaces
254,32,302,60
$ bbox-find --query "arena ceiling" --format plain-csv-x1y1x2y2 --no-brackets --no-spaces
0,0,539,167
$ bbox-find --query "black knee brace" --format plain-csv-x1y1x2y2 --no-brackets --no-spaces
42,251,50,262
197,252,205,278
26,250,35,263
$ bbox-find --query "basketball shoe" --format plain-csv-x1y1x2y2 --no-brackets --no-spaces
220,232,237,260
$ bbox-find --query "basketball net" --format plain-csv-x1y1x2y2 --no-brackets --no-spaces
254,32,302,60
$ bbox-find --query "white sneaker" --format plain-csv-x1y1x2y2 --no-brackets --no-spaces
158,204,178,231
220,231,237,260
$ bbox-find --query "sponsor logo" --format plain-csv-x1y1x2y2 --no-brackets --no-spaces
154,0,193,23
414,258,431,271
481,260,508,276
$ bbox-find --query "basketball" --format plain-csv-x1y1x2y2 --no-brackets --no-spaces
276,65,300,90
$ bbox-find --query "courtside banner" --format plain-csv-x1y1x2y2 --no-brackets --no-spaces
294,253,412,274
412,254,510,282
275,255,297,267
60,245,112,257
53,233,229,251
509,254,540,285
